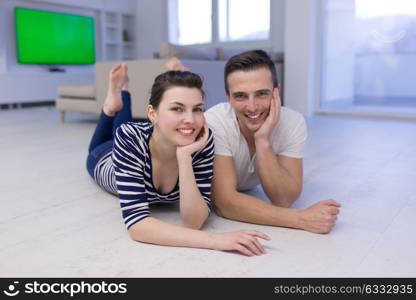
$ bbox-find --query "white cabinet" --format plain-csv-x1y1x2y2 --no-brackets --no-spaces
101,11,136,61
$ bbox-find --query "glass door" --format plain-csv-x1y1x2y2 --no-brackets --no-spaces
320,0,416,117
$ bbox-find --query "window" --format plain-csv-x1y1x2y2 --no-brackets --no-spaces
355,0,416,18
169,0,212,45
320,0,416,115
168,0,270,45
218,0,270,42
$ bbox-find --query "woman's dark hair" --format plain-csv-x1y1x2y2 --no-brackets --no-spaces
224,50,278,95
149,70,205,109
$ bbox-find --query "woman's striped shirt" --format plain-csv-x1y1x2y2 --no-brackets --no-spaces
93,121,214,229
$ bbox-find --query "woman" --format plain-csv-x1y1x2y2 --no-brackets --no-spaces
86,62,270,256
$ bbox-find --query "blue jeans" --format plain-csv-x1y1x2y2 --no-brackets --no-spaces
86,91,132,178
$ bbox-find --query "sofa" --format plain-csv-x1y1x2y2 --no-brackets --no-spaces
55,43,283,121
56,83,97,121
56,59,227,121
157,42,285,100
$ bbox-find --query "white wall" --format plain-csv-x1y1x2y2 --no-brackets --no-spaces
136,0,168,59
0,0,7,74
271,0,286,53
0,0,136,104
284,0,318,116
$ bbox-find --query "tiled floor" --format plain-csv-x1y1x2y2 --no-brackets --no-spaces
1,107,415,277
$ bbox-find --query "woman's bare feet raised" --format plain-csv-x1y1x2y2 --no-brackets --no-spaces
165,56,190,71
103,63,129,117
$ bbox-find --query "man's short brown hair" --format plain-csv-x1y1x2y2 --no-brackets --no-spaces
224,49,278,95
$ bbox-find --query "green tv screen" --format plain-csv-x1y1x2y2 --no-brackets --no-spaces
15,7,95,64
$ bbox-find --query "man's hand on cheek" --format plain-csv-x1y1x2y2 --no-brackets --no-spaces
254,90,281,146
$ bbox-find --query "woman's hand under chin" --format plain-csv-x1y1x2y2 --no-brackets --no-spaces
176,124,209,159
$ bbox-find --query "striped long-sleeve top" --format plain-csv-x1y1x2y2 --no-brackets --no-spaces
93,121,214,229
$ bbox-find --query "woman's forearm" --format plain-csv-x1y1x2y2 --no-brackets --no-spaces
177,154,209,229
129,217,272,257
128,217,214,248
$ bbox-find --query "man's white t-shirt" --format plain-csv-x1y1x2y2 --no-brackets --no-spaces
205,102,307,191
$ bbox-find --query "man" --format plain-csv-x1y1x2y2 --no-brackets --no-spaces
205,50,341,234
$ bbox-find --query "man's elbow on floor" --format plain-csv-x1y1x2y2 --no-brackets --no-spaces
212,193,235,218
183,219,205,230
270,196,298,208
270,188,302,208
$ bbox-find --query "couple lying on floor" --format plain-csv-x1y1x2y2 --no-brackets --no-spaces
86,50,341,256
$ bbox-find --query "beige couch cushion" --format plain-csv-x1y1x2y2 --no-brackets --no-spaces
55,97,98,113
58,83,95,99
216,46,275,61
217,47,253,61
159,42,217,60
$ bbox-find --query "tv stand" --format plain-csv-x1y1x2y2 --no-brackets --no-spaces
48,67,66,72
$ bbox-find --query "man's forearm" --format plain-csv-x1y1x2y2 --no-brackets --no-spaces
214,190,302,229
255,142,301,207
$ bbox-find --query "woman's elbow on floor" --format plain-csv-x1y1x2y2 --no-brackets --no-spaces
128,228,140,241
127,222,146,242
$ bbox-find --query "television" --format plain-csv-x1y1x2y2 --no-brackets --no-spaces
14,7,95,65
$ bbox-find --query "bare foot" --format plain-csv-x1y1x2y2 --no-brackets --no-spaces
165,56,190,71
120,63,129,91
103,63,129,116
